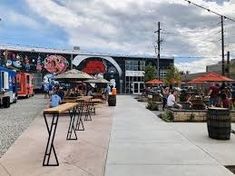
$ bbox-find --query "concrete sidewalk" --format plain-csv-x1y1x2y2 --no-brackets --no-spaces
0,103,114,176
105,96,235,176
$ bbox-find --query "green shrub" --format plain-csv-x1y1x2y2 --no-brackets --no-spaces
159,110,174,122
189,113,195,121
146,101,159,111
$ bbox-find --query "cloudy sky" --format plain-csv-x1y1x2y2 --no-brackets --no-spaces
0,0,235,73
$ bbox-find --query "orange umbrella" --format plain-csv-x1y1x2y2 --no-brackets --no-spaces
188,72,234,84
146,79,163,85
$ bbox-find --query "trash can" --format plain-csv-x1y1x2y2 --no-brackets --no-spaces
207,107,230,140
108,95,116,106
2,96,10,108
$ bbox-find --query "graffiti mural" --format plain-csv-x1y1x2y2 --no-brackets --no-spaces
0,50,70,75
82,60,106,75
43,55,68,74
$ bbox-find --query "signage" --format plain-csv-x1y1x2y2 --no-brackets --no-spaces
125,70,144,77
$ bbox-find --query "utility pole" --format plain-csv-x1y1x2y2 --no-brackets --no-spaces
157,22,161,80
184,0,235,76
221,16,225,76
227,51,230,77
154,22,161,80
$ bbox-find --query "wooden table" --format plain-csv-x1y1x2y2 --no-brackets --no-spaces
42,102,84,166
91,98,103,104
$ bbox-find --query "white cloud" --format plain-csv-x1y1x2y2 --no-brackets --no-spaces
24,0,235,73
0,6,40,29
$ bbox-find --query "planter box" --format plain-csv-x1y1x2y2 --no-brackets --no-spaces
168,108,235,122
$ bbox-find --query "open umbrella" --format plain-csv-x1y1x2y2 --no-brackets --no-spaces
55,69,93,81
84,77,109,84
188,72,234,84
146,79,163,85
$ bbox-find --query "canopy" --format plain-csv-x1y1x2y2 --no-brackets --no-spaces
55,69,93,81
146,79,163,85
84,77,109,84
188,72,234,84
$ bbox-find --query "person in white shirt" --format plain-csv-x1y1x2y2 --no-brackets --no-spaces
167,90,182,109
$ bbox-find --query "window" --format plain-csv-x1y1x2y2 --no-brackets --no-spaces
27,75,30,84
125,60,145,71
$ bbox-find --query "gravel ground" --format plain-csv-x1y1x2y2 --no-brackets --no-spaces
0,94,47,158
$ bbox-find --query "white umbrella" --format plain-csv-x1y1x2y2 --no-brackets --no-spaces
55,69,93,81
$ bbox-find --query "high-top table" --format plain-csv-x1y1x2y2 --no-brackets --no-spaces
42,102,84,166
77,96,93,120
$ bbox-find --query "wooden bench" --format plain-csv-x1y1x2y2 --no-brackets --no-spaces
43,102,84,166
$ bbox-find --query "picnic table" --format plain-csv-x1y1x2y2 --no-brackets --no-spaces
42,102,84,166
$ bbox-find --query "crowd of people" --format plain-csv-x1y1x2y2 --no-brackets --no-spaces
207,82,232,108
145,82,234,110
43,82,112,108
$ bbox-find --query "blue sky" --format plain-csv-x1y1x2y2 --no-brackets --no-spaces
0,0,68,48
0,0,235,73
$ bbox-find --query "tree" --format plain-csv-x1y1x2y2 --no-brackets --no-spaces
144,64,157,82
164,65,181,85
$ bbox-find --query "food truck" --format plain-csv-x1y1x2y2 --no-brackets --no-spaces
16,72,34,98
0,66,17,108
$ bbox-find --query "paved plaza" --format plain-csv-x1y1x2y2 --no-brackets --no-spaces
0,95,235,175
105,96,235,176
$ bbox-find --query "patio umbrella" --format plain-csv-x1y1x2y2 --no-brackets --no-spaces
188,72,234,84
146,79,163,85
55,69,93,81
84,77,109,84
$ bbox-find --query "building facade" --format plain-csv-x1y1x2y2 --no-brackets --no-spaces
206,59,235,78
0,45,174,94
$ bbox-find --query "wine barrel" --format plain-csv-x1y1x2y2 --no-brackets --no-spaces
108,95,116,106
2,96,10,108
207,107,230,140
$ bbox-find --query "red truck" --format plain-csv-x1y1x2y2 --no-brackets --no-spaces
16,72,34,98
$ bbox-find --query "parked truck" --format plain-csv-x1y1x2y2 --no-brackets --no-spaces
16,72,34,98
0,66,17,108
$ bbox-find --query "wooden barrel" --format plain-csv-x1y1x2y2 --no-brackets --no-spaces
108,95,116,106
207,107,230,140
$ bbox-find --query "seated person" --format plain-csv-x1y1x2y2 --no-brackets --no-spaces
87,88,94,96
167,90,182,109
50,91,62,108
69,88,76,97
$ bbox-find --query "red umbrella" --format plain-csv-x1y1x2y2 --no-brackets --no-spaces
188,72,234,84
146,79,163,85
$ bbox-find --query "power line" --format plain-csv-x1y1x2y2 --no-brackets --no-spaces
183,0,234,75
174,56,220,58
183,0,235,23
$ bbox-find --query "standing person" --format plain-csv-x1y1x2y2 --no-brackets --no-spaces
167,90,182,109
208,83,220,106
162,86,170,111
48,83,53,98
220,93,231,109
104,85,111,100
43,82,49,99
57,87,65,100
